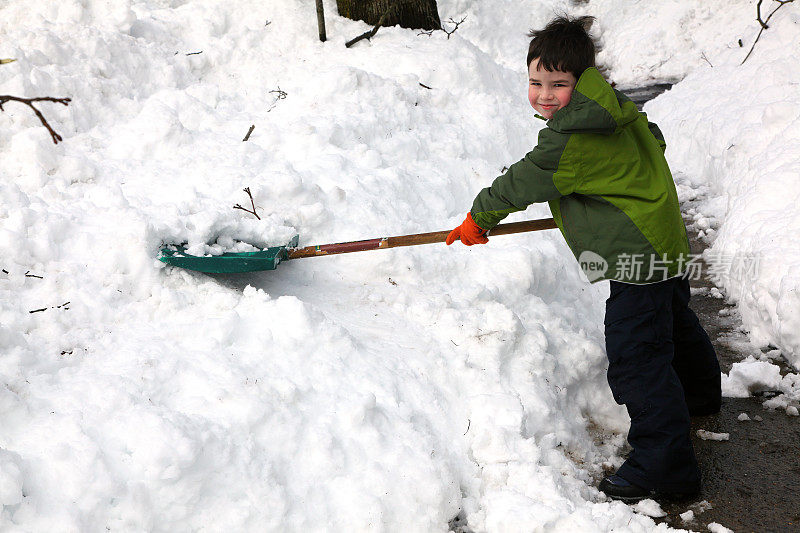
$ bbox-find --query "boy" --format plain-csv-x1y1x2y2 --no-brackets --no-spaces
446,16,721,502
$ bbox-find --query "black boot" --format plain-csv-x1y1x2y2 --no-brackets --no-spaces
600,474,701,503
598,475,651,502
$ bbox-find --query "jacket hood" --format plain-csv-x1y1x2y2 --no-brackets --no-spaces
547,67,639,135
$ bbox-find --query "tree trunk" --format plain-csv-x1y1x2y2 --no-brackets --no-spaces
316,0,327,41
337,0,440,31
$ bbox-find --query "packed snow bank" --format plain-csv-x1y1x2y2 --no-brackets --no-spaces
646,4,800,369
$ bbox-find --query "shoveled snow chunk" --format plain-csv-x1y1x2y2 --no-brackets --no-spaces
680,510,694,522
721,357,783,397
737,413,750,421
633,499,666,518
696,430,729,441
787,406,799,416
708,522,734,533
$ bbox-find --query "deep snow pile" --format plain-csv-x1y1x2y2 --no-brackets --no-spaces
0,1,657,530
1,0,793,531
646,4,800,374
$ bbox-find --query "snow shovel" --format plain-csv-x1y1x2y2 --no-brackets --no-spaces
158,217,558,274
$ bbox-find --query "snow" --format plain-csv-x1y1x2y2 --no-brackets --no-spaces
722,356,800,413
707,523,734,533
634,499,666,519
696,430,730,442
737,412,750,421
1,0,798,530
679,509,694,522
721,357,783,397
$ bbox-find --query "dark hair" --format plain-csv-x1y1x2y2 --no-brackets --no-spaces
526,15,596,78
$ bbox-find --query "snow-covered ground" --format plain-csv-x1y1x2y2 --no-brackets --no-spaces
1,0,797,530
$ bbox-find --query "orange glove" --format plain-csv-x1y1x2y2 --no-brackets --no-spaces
446,212,489,246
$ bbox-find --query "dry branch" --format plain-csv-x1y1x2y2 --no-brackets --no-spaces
417,14,466,39
741,0,796,65
346,3,397,47
243,125,255,141
266,87,287,112
442,16,466,39
233,187,261,219
269,87,287,100
29,301,70,314
0,95,71,144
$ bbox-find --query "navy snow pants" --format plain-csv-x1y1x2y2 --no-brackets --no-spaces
604,276,721,492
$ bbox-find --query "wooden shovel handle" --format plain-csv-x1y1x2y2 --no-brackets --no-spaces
287,217,557,259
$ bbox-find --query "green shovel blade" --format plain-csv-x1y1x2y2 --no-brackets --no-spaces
158,235,299,273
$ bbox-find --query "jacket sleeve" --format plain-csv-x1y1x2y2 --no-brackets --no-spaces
647,121,667,152
470,127,575,230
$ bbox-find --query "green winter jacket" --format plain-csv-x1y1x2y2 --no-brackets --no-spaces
471,67,690,284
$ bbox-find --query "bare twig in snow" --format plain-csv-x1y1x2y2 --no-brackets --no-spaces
269,87,287,100
0,95,71,144
442,16,467,39
266,87,287,112
419,15,466,39
701,52,713,67
233,187,261,219
29,301,70,314
741,0,796,65
345,3,397,48
267,85,287,113
243,124,255,141
419,82,433,89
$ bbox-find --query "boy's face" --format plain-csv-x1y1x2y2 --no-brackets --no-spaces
528,58,577,119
